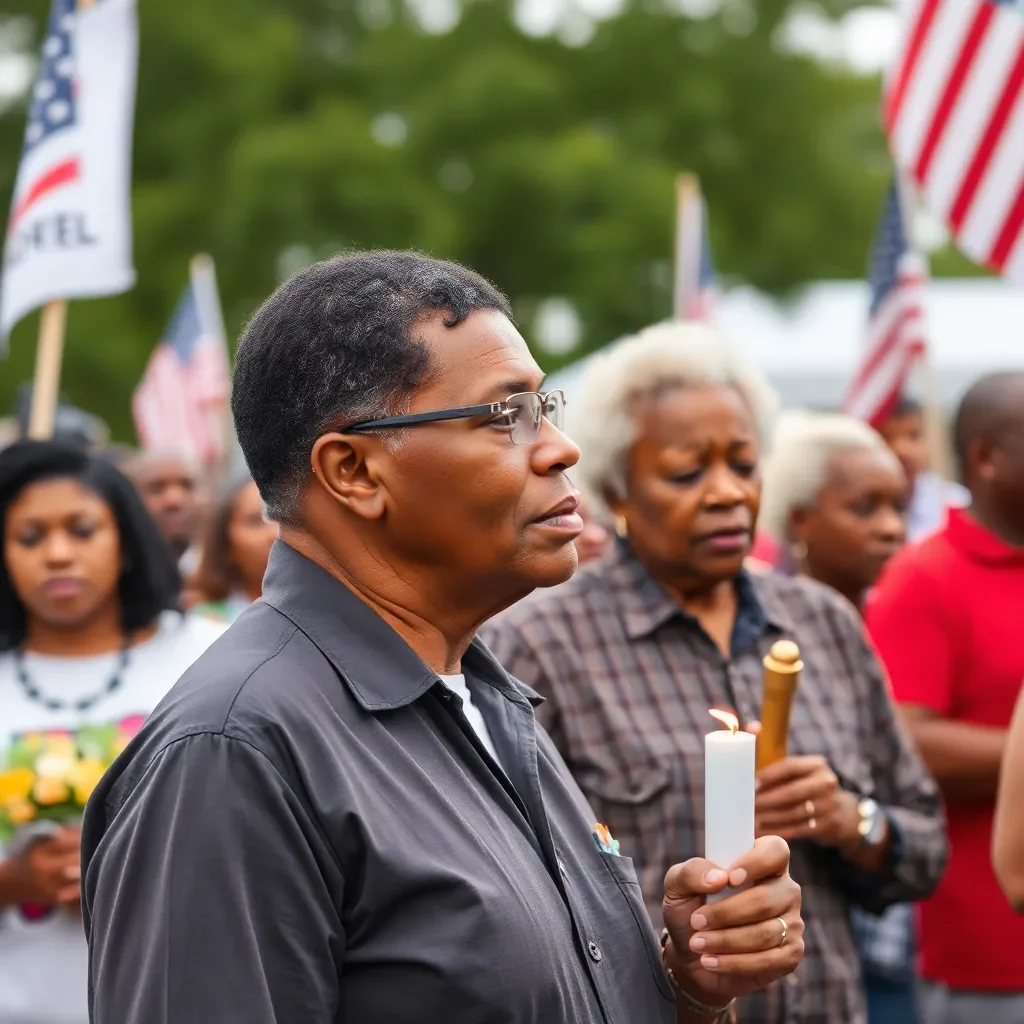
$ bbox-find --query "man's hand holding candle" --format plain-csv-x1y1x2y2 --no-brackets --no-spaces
661,836,804,1020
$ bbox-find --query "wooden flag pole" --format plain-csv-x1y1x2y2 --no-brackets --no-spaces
918,346,953,480
26,0,95,441
897,175,954,481
673,173,700,321
26,300,68,439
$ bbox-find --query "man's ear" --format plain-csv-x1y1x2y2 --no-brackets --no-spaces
310,433,388,521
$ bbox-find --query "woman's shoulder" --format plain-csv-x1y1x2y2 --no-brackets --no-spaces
749,570,861,632
147,611,229,665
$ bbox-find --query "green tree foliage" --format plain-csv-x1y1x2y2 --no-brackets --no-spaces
0,0,899,438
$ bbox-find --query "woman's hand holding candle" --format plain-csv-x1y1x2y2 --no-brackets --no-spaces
661,836,804,1007
754,748,861,847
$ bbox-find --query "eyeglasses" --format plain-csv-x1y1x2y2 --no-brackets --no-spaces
345,390,566,446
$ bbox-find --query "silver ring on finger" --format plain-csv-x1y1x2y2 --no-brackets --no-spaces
775,917,788,948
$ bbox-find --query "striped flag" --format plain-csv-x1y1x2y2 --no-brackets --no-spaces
132,256,230,465
673,175,717,322
886,0,1024,283
843,181,928,428
1,0,138,346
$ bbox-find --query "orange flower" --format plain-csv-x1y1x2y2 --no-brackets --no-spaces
32,776,70,806
6,799,36,825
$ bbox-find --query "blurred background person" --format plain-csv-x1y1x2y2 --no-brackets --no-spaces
867,372,1024,1024
482,322,946,1024
120,451,203,571
573,493,612,566
875,396,968,543
759,411,918,1024
759,411,907,610
993,685,1024,914
0,441,225,1024
185,475,278,621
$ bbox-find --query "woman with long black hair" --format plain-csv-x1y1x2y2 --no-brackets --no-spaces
0,441,224,1024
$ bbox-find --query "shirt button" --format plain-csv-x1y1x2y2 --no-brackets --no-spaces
587,941,603,963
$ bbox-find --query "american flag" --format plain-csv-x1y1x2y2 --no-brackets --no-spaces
673,175,717,322
8,0,80,235
843,181,928,428
132,258,230,465
886,0,1024,283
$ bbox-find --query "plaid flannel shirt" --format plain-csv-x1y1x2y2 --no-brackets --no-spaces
481,542,947,1024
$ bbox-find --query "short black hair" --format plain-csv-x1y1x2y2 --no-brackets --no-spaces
952,371,1024,471
231,250,512,523
889,394,922,419
0,441,182,651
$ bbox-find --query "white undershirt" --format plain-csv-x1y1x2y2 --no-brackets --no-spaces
439,674,504,771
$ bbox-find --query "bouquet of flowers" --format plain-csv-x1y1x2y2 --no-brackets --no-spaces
0,725,132,844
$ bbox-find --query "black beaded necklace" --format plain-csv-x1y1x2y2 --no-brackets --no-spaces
14,637,132,713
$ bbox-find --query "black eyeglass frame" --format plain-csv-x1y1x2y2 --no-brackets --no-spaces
344,389,566,445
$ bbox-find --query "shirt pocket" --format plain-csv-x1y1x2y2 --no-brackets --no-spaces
595,851,675,1002
584,760,671,805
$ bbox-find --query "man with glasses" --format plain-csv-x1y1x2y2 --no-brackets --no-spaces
82,250,803,1024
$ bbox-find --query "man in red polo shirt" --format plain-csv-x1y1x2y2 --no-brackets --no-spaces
866,371,1024,1023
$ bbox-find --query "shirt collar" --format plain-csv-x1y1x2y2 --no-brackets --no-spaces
946,507,1024,567
260,541,543,713
607,539,794,642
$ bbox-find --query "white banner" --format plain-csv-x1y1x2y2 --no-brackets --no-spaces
0,0,138,346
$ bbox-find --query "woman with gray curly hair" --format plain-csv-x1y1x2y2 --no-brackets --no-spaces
482,321,947,1024
759,411,907,609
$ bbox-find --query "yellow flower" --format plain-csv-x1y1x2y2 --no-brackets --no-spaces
32,776,70,806
6,799,36,825
21,733,43,751
0,768,35,806
68,758,106,806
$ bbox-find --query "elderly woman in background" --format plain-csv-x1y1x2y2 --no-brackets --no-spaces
186,476,278,621
760,412,920,1024
759,412,907,610
482,322,947,1024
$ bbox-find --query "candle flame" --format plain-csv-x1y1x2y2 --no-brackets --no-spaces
709,709,739,734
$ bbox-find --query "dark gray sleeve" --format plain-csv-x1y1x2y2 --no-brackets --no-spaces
84,732,344,1023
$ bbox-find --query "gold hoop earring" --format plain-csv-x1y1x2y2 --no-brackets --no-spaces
614,514,628,539
791,540,808,563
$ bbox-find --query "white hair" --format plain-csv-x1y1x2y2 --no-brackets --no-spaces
571,321,779,515
759,410,901,543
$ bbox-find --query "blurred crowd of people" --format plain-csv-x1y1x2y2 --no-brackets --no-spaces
0,441,278,1023
2,309,1024,1023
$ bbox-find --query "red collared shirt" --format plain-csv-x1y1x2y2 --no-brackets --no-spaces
866,508,1024,991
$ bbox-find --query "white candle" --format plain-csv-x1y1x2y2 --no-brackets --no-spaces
704,710,755,902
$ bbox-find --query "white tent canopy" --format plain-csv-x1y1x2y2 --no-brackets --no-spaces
547,278,1024,414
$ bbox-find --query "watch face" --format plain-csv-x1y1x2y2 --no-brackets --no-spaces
857,797,880,840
